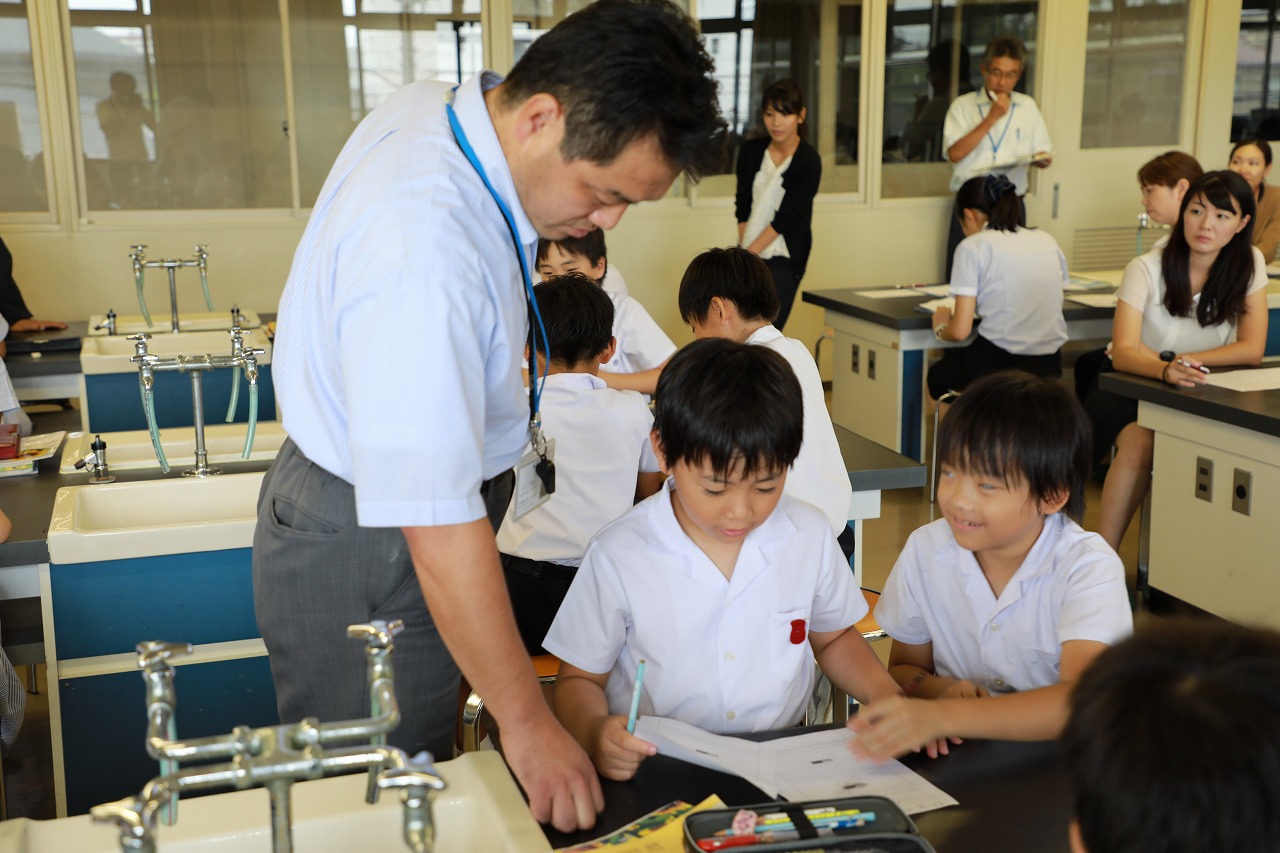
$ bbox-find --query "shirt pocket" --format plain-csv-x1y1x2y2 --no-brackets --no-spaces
1024,647,1062,688
769,608,811,679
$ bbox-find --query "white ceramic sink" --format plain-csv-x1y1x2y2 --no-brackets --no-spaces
86,310,262,336
0,752,550,853
47,472,265,563
80,329,272,376
60,423,288,474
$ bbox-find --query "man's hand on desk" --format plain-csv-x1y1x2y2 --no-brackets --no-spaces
501,712,604,832
847,695,961,762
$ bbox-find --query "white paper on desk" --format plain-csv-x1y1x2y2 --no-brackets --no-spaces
759,728,957,815
854,288,931,299
1205,367,1280,391
1063,275,1110,293
633,717,775,794
916,297,955,314
918,285,952,297
1065,293,1118,308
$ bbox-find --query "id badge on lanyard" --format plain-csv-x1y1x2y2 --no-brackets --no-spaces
445,88,555,518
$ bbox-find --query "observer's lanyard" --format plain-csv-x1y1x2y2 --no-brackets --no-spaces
445,87,551,459
977,97,1017,162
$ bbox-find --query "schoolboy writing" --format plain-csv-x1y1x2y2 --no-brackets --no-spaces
679,246,856,559
535,232,675,396
545,339,900,780
497,274,664,655
1062,619,1280,853
850,372,1131,760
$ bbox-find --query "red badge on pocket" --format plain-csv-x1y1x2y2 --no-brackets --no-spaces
790,619,807,644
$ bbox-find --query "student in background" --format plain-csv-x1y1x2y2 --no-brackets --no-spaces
0,237,67,335
735,79,820,331
1062,619,1280,853
942,35,1052,280
1228,137,1280,261
497,275,664,655
679,246,855,559
1084,171,1267,551
536,234,675,396
1074,151,1203,406
546,339,900,780
928,174,1067,400
850,373,1131,761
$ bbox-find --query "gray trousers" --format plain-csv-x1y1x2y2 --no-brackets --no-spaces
253,439,511,760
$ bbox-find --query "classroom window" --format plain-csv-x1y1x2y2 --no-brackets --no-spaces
68,0,290,211
290,0,483,207
1234,1,1280,140
1081,0,1187,149
696,0,862,199
0,1,50,214
880,0,1039,200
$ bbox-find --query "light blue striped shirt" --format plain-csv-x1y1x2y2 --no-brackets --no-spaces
274,72,532,527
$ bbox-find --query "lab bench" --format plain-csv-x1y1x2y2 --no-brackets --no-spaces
1100,370,1280,627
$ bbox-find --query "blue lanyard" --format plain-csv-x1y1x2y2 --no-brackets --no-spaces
445,89,549,439
978,97,1016,161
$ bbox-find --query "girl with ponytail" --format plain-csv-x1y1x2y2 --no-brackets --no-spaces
927,173,1069,400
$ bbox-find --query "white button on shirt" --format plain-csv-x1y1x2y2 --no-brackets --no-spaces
273,72,531,528
875,514,1131,694
544,485,866,734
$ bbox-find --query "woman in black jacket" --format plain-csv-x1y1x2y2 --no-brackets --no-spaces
735,79,821,330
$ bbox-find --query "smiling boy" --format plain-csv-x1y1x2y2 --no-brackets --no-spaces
544,339,900,780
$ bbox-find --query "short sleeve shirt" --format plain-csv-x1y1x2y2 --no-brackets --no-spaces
943,90,1052,194
606,292,677,374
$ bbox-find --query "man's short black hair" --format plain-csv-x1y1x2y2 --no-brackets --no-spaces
679,246,780,325
501,0,726,179
531,274,615,366
653,338,801,479
937,371,1090,520
1063,618,1280,853
536,232,608,281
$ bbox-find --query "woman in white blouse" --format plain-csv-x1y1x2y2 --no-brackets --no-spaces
1087,170,1268,549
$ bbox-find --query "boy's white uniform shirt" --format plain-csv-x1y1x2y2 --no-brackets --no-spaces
943,90,1051,194
601,265,629,297
1117,246,1267,354
606,292,677,374
875,514,1131,694
496,373,659,565
949,227,1069,356
543,485,865,734
745,325,853,536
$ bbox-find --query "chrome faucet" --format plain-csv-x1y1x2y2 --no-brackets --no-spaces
94,309,118,336
92,621,446,853
128,244,215,333
1136,212,1171,254
128,328,264,476
73,434,115,484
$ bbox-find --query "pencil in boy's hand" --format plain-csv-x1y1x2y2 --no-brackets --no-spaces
626,659,646,734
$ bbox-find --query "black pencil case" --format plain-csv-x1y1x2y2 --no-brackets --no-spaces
683,795,937,853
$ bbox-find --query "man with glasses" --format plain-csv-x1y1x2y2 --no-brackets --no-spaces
941,35,1052,277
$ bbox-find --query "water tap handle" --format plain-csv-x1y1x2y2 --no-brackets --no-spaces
241,347,265,382
91,793,166,853
136,641,193,672
228,326,245,355
194,243,208,263
348,620,404,651
374,752,445,853
128,333,152,358
130,244,148,268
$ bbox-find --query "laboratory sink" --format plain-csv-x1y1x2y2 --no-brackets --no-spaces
59,423,287,474
86,310,262,336
47,471,265,564
0,751,550,853
79,329,272,376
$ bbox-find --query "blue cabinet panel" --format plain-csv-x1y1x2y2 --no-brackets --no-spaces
60,657,279,816
51,549,257,659
84,364,276,433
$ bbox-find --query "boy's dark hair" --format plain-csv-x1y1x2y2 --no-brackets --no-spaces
983,34,1027,67
1162,170,1257,327
536,232,608,282
653,338,802,479
760,79,807,139
1063,618,1280,853
531,274,615,366
501,0,726,180
678,246,781,325
955,174,1023,233
937,371,1089,520
1137,150,1203,189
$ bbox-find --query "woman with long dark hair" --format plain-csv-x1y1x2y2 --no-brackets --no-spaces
735,79,820,330
1086,170,1268,549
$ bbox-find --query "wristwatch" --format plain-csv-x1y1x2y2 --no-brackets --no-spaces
1159,350,1176,362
